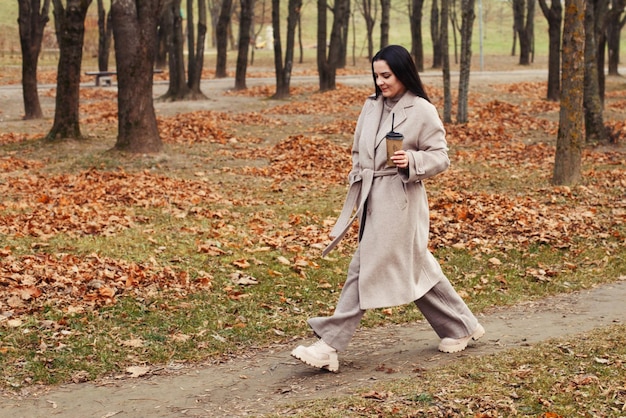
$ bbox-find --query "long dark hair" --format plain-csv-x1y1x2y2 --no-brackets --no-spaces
371,45,430,102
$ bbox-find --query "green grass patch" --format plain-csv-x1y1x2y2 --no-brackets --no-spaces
266,324,626,417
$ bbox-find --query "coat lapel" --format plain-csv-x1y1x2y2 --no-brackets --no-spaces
361,98,383,164
360,93,416,164
374,93,413,151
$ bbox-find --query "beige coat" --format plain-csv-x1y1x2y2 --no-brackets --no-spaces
324,91,450,310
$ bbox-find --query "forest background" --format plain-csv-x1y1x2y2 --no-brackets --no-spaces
0,0,557,65
1,0,625,416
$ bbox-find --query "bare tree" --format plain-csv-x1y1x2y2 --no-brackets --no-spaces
456,0,475,123
156,6,168,69
188,0,209,97
235,0,254,90
249,0,268,65
340,0,351,68
111,0,164,153
380,0,391,48
97,0,113,71
216,0,234,77
208,0,222,47
584,0,608,143
46,0,92,141
553,0,585,185
317,0,349,91
512,0,535,65
17,0,51,120
606,0,625,75
161,0,190,100
592,0,609,99
538,0,562,101
441,0,452,123
450,0,460,64
297,2,304,63
357,0,377,60
409,0,426,71
159,0,207,101
272,0,302,98
431,0,442,68
317,0,329,88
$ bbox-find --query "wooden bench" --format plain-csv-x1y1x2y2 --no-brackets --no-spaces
84,69,164,87
85,71,117,86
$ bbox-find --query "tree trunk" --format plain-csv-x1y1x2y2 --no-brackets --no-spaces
380,0,390,49
190,0,208,96
235,0,253,90
359,0,376,60
553,0,584,186
513,0,535,65
111,0,163,154
456,0,474,124
593,0,609,99
272,0,301,98
156,9,168,69
450,0,460,64
284,0,301,85
18,0,51,120
431,0,442,68
328,0,348,87
250,0,268,65
338,0,350,68
208,0,221,48
410,0,425,71
97,0,113,71
317,0,348,91
512,1,520,56
187,0,196,82
441,0,451,123
538,0,561,101
47,0,92,141
606,0,625,75
216,0,233,78
161,0,190,100
583,0,608,143
526,0,535,63
298,8,304,63
271,0,285,96
317,0,331,90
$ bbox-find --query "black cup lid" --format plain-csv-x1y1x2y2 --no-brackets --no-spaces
386,131,404,139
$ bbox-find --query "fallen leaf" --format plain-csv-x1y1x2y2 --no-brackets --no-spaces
126,366,150,378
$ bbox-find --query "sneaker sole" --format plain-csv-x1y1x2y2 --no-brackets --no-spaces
438,324,486,353
291,347,339,372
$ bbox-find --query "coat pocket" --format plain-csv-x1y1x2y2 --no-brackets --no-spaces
391,177,408,210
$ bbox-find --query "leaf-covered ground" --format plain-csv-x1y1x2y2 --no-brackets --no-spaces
0,65,625,416
2,76,624,322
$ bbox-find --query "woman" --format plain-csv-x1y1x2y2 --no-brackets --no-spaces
291,45,484,372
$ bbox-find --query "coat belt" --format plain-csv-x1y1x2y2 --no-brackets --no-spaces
323,168,397,256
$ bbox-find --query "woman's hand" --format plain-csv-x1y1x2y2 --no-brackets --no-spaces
391,150,409,169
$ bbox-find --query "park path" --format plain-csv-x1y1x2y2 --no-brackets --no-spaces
1,278,624,418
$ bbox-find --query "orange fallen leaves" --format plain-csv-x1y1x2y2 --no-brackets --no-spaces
264,84,369,115
0,249,211,317
1,81,624,324
0,133,42,146
0,168,225,238
237,134,351,184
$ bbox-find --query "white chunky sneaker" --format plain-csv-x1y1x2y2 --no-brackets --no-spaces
438,323,485,353
291,339,339,372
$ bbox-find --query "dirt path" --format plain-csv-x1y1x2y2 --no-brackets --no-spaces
1,278,624,417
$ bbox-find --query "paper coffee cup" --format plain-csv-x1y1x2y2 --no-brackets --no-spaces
385,131,404,167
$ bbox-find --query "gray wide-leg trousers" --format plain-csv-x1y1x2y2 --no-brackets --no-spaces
308,247,479,352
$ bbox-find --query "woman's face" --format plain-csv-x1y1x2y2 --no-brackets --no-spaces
373,59,406,100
